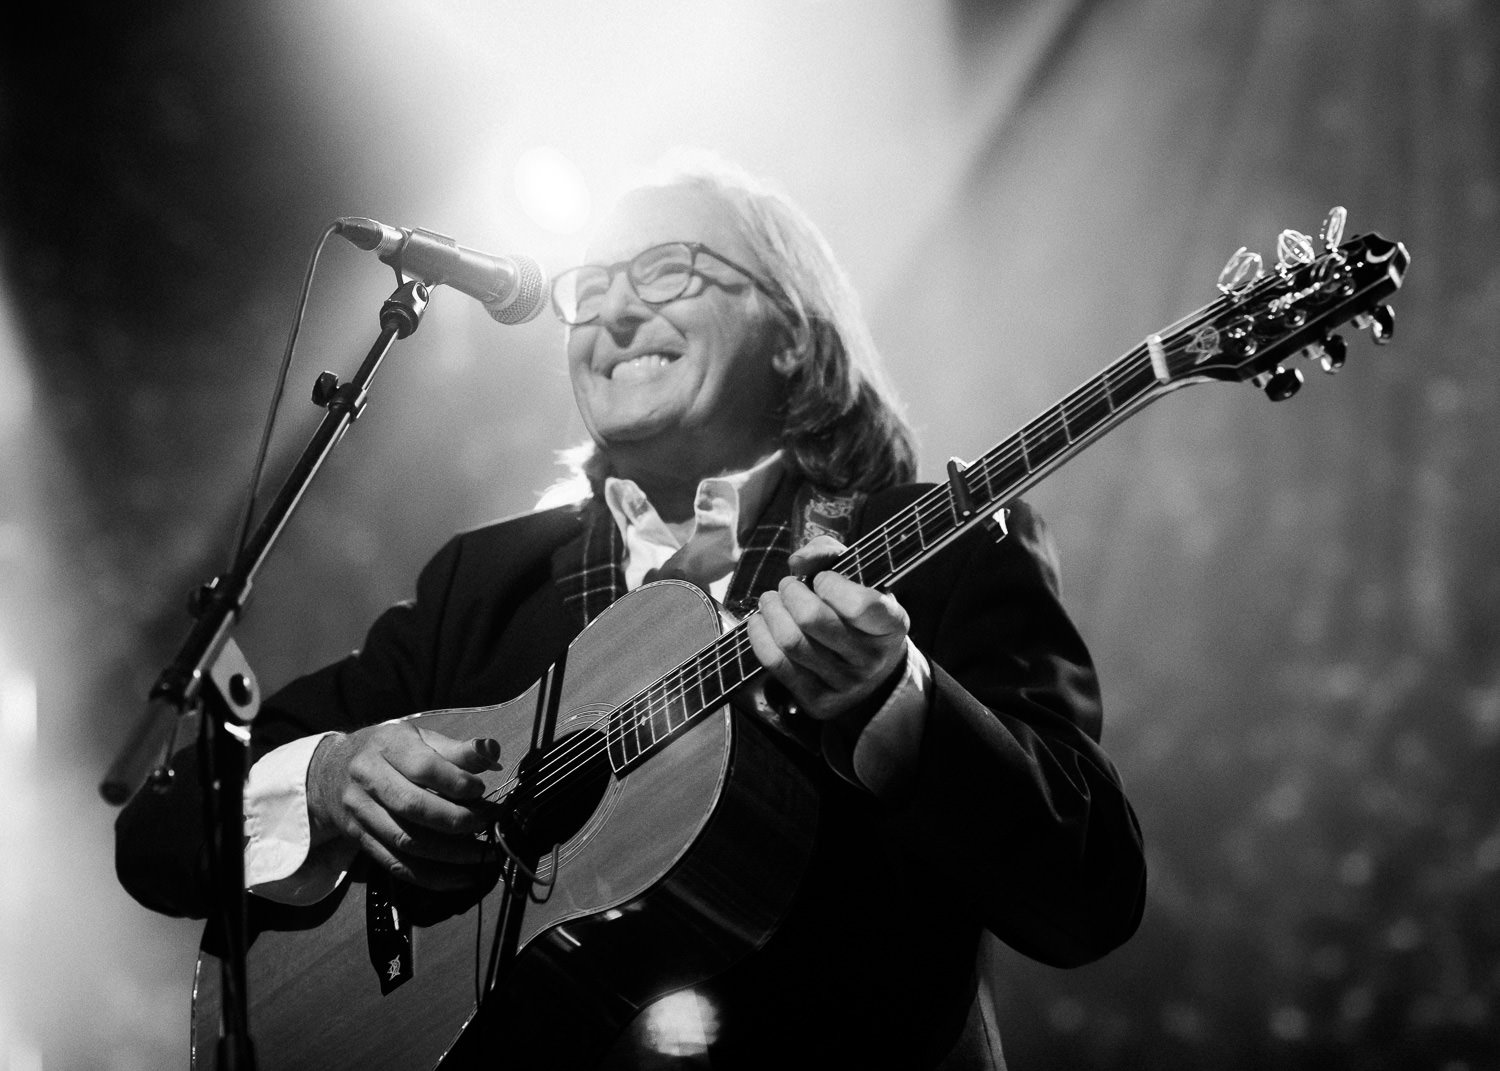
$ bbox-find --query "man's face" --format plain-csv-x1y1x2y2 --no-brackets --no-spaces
566,185,787,480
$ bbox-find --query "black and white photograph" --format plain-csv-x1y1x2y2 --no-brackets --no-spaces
0,2,1493,1068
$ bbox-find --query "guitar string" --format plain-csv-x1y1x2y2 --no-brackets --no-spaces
513,253,1365,808
514,295,1259,806
512,308,1232,807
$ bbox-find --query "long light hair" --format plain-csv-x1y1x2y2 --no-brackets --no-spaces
546,149,917,504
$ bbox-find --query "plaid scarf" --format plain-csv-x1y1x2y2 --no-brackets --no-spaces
552,477,863,629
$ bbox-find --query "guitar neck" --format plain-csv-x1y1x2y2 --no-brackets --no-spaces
838,339,1182,591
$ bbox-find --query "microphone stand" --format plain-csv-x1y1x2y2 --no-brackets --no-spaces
102,279,431,1070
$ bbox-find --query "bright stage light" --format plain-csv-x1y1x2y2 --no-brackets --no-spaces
0,666,36,760
0,285,35,769
642,988,719,1056
514,146,592,235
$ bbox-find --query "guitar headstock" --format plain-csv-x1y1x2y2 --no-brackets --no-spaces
1159,209,1409,400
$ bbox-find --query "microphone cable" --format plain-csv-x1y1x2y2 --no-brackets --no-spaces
231,220,339,563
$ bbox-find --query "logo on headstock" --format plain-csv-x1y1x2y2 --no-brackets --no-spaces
1187,325,1222,363
1267,281,1322,316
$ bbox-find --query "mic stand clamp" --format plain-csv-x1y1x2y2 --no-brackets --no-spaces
103,279,432,1071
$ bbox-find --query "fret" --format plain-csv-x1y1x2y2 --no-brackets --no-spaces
668,681,690,736
1113,356,1158,405
731,639,759,694
653,690,668,746
693,672,714,721
848,531,882,590
1023,409,1070,468
702,640,740,709
980,439,1028,498
1058,401,1075,445
707,650,727,716
605,706,628,769
1017,428,1033,473
1067,378,1115,439
880,522,900,576
1101,365,1119,413
841,547,868,588
609,701,638,769
841,544,869,589
660,678,678,733
971,458,995,505
902,513,935,566
666,675,687,732
635,693,654,756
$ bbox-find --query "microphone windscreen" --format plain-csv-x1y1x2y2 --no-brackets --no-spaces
487,255,548,325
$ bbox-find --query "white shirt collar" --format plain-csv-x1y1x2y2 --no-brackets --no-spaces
603,451,785,593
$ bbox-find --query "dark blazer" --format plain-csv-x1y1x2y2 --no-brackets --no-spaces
116,484,1146,1069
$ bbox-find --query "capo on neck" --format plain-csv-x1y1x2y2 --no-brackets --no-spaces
946,457,977,518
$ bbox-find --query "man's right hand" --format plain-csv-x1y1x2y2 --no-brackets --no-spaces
306,723,504,891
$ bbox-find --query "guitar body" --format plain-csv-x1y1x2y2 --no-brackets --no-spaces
191,581,820,1070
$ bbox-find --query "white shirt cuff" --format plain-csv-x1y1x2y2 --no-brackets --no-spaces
243,732,355,905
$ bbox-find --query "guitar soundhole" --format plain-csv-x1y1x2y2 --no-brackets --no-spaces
499,728,614,861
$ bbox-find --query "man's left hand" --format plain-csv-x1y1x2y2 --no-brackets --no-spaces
746,535,910,721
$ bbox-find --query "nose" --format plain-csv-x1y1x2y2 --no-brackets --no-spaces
593,269,651,335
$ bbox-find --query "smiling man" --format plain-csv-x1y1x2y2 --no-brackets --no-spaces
116,152,1147,1069
562,188,796,514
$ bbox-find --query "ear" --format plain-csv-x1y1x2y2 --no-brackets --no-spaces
771,316,812,376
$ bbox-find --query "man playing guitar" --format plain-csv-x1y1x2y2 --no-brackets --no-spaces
116,152,1148,1069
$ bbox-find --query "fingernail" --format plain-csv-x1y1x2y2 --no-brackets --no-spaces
475,737,502,765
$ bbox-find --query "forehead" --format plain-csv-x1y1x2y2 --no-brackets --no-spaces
587,185,758,267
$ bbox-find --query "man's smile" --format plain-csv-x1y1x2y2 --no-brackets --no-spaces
602,351,682,380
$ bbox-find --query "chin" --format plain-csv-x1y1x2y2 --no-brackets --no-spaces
583,390,682,435
591,414,680,448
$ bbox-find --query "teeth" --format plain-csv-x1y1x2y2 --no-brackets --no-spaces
609,353,675,380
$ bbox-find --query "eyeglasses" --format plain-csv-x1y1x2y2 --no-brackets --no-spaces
550,241,791,326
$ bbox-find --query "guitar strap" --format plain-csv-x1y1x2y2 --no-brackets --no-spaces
791,482,866,549
721,479,865,618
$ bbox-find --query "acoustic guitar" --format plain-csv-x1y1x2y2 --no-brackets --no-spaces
192,215,1408,1068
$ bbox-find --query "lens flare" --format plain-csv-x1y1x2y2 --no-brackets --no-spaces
514,146,592,235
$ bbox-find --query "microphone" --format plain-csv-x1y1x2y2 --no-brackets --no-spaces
333,217,547,325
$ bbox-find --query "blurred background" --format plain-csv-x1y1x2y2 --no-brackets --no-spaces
0,0,1495,1067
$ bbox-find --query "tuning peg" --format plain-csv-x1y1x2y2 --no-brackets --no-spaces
1259,365,1304,401
1318,333,1347,373
1218,247,1264,295
1321,207,1348,252
1277,229,1316,272
1354,304,1396,345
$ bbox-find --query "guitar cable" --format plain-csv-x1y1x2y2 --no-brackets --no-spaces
473,795,562,1004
